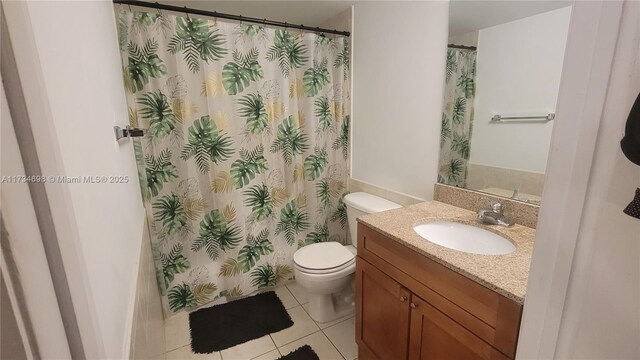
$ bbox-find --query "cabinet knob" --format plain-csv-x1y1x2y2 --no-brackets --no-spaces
400,296,407,302
410,303,417,309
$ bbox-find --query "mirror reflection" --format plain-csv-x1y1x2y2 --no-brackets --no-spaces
438,1,572,204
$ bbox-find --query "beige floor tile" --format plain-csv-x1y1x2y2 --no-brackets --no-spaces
251,349,281,360
220,335,276,360
301,303,354,329
277,331,344,360
285,282,309,305
165,312,191,352
323,318,357,360
273,286,299,310
165,345,221,360
271,306,320,347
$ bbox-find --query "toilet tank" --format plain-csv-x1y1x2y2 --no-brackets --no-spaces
343,192,402,247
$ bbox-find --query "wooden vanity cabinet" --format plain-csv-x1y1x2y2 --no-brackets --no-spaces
355,223,522,360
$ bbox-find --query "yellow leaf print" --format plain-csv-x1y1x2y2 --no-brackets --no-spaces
183,198,206,220
128,107,138,128
270,187,289,207
213,111,230,132
293,163,305,182
201,71,223,97
172,98,198,123
295,193,307,208
293,111,306,129
289,77,304,98
265,100,285,123
222,203,237,223
211,171,233,193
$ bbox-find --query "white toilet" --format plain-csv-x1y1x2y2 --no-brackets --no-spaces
293,192,402,323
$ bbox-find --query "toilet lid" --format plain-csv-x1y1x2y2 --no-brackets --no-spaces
293,242,355,270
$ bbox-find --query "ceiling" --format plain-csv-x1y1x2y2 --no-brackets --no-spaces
160,1,353,30
449,0,572,37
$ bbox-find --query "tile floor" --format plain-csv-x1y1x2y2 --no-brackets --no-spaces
160,283,357,360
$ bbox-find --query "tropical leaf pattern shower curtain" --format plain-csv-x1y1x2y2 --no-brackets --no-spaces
439,48,476,187
116,10,350,314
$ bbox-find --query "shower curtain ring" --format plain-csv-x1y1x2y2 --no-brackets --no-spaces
184,6,190,20
155,2,161,15
239,15,243,26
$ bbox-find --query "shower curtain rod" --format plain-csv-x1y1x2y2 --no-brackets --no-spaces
448,44,477,50
113,0,351,37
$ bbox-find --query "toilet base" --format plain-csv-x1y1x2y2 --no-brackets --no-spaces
306,279,355,323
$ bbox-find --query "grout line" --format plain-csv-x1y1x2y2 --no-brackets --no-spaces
275,329,322,349
321,329,347,360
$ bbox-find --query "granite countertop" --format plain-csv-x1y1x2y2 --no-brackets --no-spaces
357,201,536,304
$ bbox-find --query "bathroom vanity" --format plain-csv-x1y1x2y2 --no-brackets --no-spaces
354,201,535,360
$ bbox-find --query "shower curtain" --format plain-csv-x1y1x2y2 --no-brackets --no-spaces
116,9,350,314
439,48,476,187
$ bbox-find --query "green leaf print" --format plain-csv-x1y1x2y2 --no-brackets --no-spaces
331,198,347,228
332,115,350,160
192,209,242,260
168,283,196,311
138,90,178,139
305,223,329,244
270,116,310,164
275,200,310,245
451,133,471,159
446,49,457,83
452,97,466,125
266,29,309,77
238,229,273,273
457,69,475,99
303,147,328,181
161,243,190,289
316,179,331,209
125,39,166,93
314,96,332,132
181,116,234,173
144,149,178,197
441,113,451,147
153,194,188,236
168,17,227,73
303,58,331,97
334,38,350,78
250,264,277,288
243,184,273,221
222,48,264,95
230,145,269,189
237,93,269,134
448,158,464,183
250,264,292,288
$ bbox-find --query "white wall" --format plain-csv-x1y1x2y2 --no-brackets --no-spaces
4,1,146,358
351,1,449,201
554,2,640,357
469,6,571,174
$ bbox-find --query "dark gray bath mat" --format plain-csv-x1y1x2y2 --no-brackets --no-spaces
278,345,320,360
189,291,293,353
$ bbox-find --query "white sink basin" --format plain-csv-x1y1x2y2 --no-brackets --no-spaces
413,221,515,255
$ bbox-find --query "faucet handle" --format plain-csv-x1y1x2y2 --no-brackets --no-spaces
491,202,503,213
478,197,503,213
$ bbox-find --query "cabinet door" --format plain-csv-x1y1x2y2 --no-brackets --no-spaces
356,258,411,360
408,295,509,360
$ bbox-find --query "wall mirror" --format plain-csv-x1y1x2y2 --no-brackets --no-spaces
438,1,572,204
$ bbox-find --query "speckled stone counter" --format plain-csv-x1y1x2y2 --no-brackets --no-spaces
357,201,535,304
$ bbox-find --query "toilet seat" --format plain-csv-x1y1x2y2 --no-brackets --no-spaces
293,242,355,274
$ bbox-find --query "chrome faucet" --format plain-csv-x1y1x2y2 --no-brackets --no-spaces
477,201,514,227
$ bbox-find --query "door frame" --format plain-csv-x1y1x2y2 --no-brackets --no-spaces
517,1,625,358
